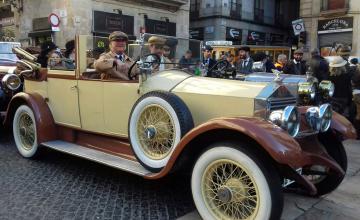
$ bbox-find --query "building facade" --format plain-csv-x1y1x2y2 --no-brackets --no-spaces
189,0,299,46
0,2,16,41
300,0,360,58
2,0,189,48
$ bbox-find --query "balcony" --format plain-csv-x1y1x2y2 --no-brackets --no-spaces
254,8,264,23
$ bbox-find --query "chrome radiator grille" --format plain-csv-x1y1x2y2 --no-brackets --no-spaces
268,97,297,111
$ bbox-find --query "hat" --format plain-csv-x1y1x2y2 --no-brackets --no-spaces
65,40,75,51
109,31,128,41
329,56,347,68
294,49,304,54
203,45,213,51
41,41,57,52
337,45,351,56
239,46,250,52
148,36,166,46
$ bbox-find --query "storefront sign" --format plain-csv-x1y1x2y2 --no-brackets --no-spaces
33,17,51,31
0,17,15,26
318,17,353,34
247,30,265,45
145,18,176,36
205,41,233,46
189,27,203,40
93,11,134,36
226,27,241,40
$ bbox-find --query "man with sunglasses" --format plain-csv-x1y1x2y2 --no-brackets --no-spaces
94,31,135,80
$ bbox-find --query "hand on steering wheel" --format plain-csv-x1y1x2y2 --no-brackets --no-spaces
128,53,161,80
207,60,230,77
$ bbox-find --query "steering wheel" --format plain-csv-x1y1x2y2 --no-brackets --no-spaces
128,53,161,80
207,60,231,78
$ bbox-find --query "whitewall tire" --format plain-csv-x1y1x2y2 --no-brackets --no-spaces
191,143,283,220
13,105,39,158
129,91,193,172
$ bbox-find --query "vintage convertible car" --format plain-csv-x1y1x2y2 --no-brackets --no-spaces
4,34,357,220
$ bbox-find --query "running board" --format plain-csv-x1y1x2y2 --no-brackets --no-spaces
41,140,152,176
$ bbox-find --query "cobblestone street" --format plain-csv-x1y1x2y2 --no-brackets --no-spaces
0,132,195,220
1,130,359,220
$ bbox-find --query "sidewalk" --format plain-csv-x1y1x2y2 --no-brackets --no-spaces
178,140,360,220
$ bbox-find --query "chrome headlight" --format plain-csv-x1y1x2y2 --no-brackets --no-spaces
269,106,300,137
319,104,332,132
319,80,335,99
305,104,332,132
1,73,21,91
298,82,316,102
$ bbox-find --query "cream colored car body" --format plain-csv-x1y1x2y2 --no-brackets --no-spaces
25,68,268,138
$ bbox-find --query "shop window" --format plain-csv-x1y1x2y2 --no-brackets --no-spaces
321,0,348,11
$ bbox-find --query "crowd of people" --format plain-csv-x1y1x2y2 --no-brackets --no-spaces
33,31,360,136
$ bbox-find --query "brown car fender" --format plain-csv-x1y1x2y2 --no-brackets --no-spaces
145,117,305,179
330,111,357,140
4,92,57,143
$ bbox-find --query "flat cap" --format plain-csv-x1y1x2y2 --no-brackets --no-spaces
148,36,166,45
294,49,304,54
109,31,128,41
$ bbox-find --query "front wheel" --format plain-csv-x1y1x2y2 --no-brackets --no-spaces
13,105,40,158
191,143,283,220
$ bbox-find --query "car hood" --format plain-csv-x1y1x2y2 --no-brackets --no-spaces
173,76,268,99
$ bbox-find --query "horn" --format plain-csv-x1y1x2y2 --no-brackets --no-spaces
12,47,38,63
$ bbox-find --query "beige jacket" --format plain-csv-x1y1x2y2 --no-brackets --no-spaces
94,51,135,80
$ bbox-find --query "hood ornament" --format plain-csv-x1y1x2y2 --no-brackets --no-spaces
272,69,283,82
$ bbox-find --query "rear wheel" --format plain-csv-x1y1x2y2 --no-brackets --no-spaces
191,142,283,220
13,105,40,158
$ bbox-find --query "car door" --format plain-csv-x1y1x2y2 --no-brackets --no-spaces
47,70,81,128
103,80,140,137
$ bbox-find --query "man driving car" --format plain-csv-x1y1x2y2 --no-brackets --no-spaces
94,31,135,80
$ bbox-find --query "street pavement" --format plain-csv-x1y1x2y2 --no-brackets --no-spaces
0,130,359,220
0,132,195,220
178,139,360,220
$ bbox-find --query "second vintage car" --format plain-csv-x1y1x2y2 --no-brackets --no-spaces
4,34,357,220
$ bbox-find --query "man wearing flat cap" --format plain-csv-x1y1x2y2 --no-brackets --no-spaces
94,31,135,80
202,45,216,77
283,49,306,75
147,36,173,71
236,46,254,75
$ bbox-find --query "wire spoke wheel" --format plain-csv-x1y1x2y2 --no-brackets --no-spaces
202,159,260,220
137,104,176,160
13,105,39,158
17,112,36,151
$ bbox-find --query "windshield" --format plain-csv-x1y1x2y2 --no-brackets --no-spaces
137,34,203,74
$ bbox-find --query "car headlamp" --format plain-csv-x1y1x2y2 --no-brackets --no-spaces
269,106,300,137
1,73,21,91
298,82,316,103
319,80,334,99
305,104,332,132
319,104,332,132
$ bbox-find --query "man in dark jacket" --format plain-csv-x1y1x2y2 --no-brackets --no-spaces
283,49,306,75
309,48,329,81
179,50,193,69
236,46,254,75
203,45,216,77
